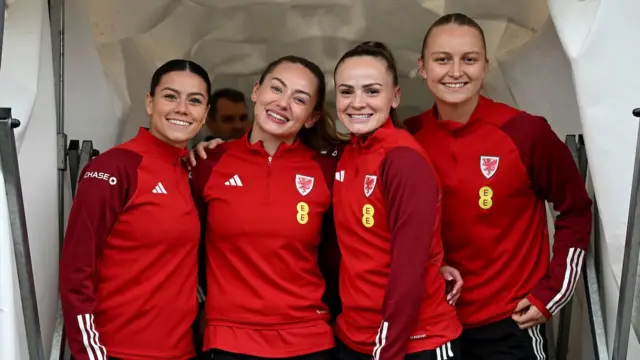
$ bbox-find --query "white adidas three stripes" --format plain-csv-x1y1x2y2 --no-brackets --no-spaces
435,341,454,360
77,313,107,360
546,247,585,315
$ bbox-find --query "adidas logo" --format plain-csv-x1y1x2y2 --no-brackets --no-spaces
335,170,345,182
152,182,168,194
224,175,243,187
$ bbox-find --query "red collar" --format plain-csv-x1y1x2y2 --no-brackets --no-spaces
350,117,395,148
429,96,493,132
134,127,189,159
242,127,301,157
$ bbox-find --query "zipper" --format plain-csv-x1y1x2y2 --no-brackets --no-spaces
266,156,273,202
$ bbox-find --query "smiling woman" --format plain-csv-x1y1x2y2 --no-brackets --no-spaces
189,54,343,360
146,59,212,148
58,59,210,360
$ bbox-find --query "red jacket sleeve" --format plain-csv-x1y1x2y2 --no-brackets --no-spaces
190,147,225,298
502,114,593,318
59,149,141,360
375,147,439,360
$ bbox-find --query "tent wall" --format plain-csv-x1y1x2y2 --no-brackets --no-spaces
0,0,59,358
549,0,640,357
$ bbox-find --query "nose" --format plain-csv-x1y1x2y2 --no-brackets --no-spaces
275,95,289,110
175,97,188,114
351,92,366,109
449,60,463,79
232,119,244,130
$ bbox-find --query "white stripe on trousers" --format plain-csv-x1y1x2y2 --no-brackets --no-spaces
546,248,585,314
77,314,107,360
527,325,546,360
436,341,454,360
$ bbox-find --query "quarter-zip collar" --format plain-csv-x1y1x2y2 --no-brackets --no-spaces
428,96,493,134
349,117,395,151
134,127,189,161
243,127,302,158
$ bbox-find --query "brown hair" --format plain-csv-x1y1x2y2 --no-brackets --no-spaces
258,55,345,153
333,41,401,126
420,13,487,59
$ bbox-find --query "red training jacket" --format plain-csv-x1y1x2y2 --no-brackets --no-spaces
333,119,462,360
59,127,200,360
190,133,338,358
405,96,593,328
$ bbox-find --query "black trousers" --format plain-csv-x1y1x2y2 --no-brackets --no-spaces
460,317,549,360
200,348,335,360
336,337,461,360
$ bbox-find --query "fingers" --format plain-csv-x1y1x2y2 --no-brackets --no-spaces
513,298,531,313
452,279,463,295
196,145,208,160
208,138,224,148
188,150,197,168
511,311,532,327
443,273,453,281
512,306,544,329
446,288,460,306
515,318,542,330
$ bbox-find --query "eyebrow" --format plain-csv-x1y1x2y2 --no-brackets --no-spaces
160,86,205,98
430,51,482,56
337,82,383,89
272,77,312,98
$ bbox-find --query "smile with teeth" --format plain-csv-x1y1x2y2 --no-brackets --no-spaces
167,119,191,127
443,82,468,88
348,114,373,120
267,110,289,123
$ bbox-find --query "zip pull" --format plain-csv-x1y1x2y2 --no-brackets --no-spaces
268,156,272,167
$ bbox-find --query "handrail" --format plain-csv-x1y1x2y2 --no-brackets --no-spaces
49,0,68,358
585,199,609,359
612,108,640,359
561,134,609,360
0,109,45,360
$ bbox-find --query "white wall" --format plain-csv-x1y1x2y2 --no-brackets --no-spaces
63,0,123,151
0,0,60,358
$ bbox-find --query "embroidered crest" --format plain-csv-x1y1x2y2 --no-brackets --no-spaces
364,175,377,197
480,156,500,179
295,174,314,196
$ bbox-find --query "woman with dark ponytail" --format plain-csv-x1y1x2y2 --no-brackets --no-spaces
60,59,211,360
331,41,462,360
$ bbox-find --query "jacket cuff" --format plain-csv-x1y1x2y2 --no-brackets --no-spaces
527,293,552,319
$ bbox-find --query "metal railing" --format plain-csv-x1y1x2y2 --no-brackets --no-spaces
612,108,640,359
0,110,45,360
561,134,609,360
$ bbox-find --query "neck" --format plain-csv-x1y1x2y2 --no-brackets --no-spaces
149,127,187,148
250,125,294,156
435,95,479,123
